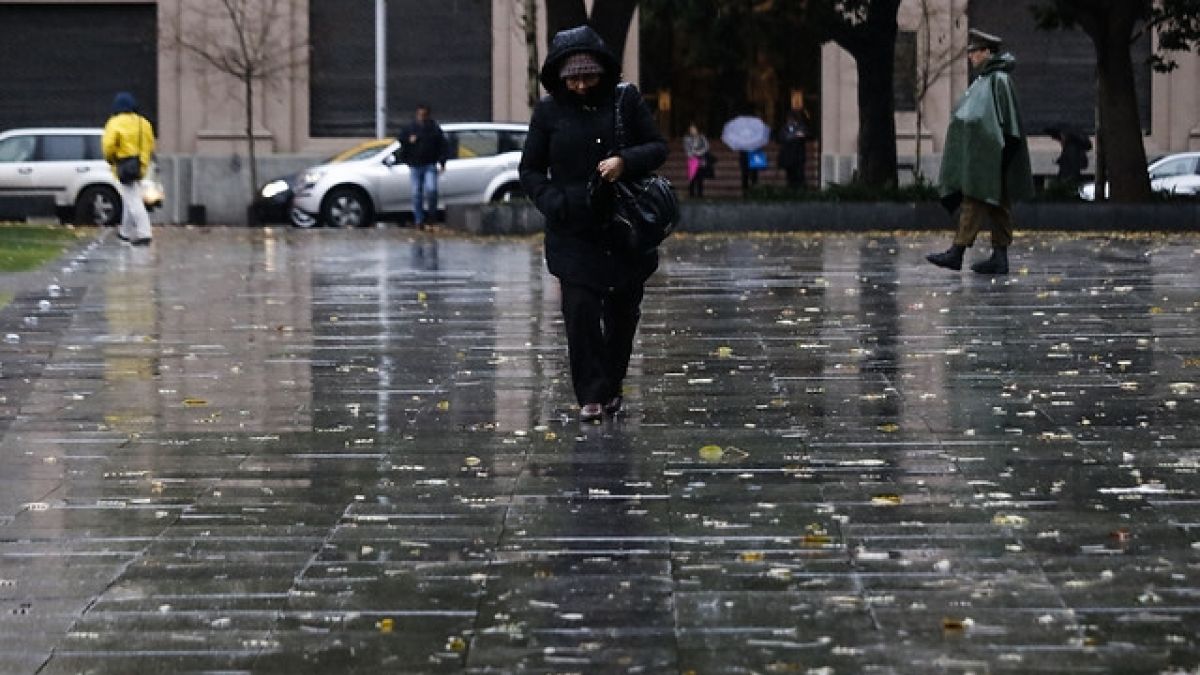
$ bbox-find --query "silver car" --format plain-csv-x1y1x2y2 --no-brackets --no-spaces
1079,152,1200,200
290,123,528,228
0,127,164,226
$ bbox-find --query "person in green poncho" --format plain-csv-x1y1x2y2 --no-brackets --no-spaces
927,29,1033,275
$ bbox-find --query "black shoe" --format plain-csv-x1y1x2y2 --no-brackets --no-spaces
971,247,1009,275
131,238,152,247
604,395,624,416
116,233,130,242
925,245,965,271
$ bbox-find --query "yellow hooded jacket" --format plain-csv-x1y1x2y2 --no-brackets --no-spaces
102,112,156,181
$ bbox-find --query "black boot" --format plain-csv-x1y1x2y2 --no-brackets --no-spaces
971,247,1009,275
926,244,965,271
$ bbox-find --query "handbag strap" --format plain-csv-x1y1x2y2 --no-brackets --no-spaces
613,83,631,151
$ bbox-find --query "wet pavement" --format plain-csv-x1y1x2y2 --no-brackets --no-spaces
1,227,1199,674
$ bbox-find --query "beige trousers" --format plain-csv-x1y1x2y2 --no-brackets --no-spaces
953,196,1013,248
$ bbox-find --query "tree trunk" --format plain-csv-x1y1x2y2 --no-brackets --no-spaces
543,0,637,62
590,0,639,60
524,0,540,108
853,39,899,187
545,0,587,37
245,76,258,205
1091,8,1152,202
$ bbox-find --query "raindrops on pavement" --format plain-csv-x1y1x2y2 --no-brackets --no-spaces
0,228,1198,672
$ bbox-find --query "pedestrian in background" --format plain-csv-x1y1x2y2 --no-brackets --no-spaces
1047,125,1092,192
777,109,809,190
683,123,710,198
102,92,155,246
398,104,449,228
739,149,762,194
519,25,668,422
926,29,1033,275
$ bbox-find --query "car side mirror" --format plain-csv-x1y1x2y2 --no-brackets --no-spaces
383,154,397,167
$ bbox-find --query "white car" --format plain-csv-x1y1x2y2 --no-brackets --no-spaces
290,123,528,228
0,127,164,226
1079,152,1200,200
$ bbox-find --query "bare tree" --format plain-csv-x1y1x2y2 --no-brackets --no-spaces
911,0,965,181
520,0,541,109
169,0,307,202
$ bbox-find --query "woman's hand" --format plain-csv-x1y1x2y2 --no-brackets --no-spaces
597,156,625,182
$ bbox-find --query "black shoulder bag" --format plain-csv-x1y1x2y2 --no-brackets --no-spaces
604,84,678,253
116,116,143,185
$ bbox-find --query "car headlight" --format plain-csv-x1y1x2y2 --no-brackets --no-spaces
301,168,327,187
260,179,290,199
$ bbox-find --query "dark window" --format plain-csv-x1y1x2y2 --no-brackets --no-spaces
500,131,527,153
83,135,103,161
0,5,157,130
894,31,918,113
309,0,493,137
39,135,87,161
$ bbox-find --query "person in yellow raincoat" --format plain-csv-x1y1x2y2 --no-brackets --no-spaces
102,92,156,245
926,29,1033,275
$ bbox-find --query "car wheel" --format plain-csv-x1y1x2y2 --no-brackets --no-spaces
491,183,526,203
321,187,374,228
290,206,318,228
74,185,121,227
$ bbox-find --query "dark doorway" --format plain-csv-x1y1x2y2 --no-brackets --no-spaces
639,3,821,141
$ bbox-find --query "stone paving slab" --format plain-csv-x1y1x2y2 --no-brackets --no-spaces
1,227,1199,673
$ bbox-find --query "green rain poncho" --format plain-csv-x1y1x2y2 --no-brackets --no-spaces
939,53,1034,206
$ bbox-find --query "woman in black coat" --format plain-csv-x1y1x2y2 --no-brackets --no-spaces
519,25,668,422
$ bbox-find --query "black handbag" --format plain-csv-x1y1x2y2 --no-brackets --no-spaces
606,84,678,253
115,114,145,185
116,156,141,184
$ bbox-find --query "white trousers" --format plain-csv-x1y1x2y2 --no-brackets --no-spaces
118,181,152,241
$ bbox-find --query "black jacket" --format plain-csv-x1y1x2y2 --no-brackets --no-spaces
519,25,668,291
399,119,449,167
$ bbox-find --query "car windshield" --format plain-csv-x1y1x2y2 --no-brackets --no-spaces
326,141,391,164
1150,156,1197,180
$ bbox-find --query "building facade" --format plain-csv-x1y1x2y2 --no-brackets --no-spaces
1,0,1195,221
0,0,637,222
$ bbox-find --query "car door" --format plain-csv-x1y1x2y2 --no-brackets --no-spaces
375,147,412,214
438,129,502,205
0,133,37,197
33,133,97,204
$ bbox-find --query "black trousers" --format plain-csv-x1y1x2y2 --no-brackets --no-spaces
559,281,645,406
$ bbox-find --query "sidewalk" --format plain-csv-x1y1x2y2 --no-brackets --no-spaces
1,227,1198,673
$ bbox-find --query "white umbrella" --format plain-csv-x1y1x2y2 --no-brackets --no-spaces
721,116,771,151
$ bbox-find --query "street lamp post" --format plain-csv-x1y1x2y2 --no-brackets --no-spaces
376,0,387,139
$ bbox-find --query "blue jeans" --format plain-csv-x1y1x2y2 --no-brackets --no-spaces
410,163,439,224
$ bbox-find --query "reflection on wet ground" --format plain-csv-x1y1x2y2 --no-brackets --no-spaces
1,227,1198,673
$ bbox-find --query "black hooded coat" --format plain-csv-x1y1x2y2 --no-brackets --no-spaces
519,26,668,291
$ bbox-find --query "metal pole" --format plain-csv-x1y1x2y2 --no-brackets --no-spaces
375,0,386,139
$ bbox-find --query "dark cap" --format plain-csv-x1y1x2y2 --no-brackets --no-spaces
967,28,1002,52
